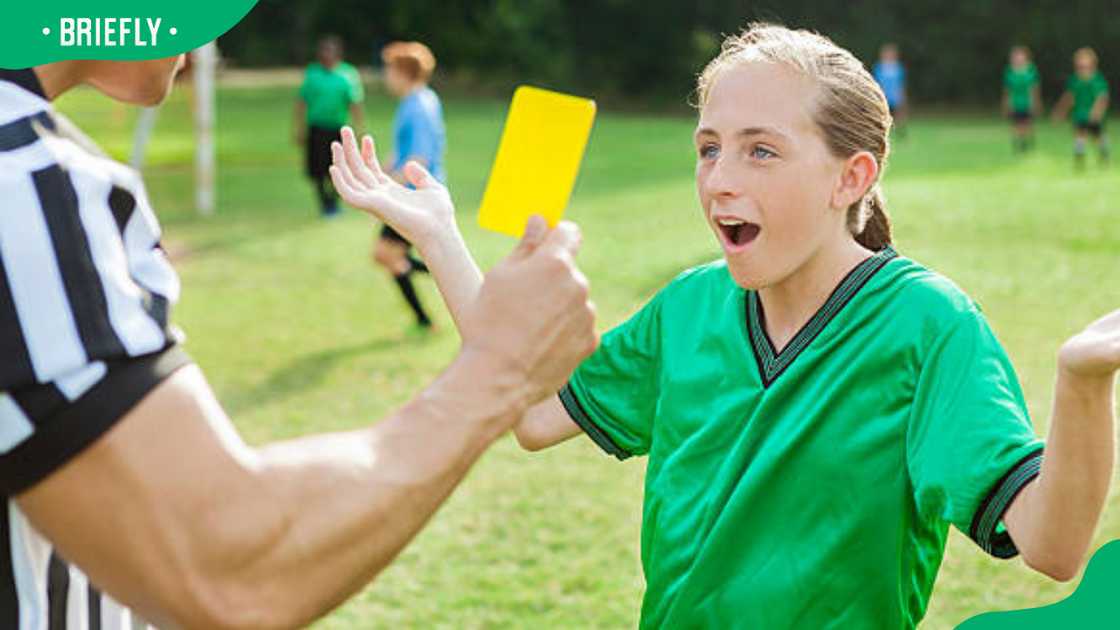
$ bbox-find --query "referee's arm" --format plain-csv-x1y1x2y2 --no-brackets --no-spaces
17,354,514,629
15,226,597,630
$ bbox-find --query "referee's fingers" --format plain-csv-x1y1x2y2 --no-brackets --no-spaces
538,221,583,258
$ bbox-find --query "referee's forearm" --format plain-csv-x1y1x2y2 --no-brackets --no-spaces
210,350,525,627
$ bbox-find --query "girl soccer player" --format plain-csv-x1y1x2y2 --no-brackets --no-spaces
1052,47,1111,168
330,23,1119,629
1003,45,1041,153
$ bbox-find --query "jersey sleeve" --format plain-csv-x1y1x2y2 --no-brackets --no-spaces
559,292,665,460
906,308,1043,558
345,67,365,103
298,68,311,102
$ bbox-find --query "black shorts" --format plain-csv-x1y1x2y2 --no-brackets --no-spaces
1009,110,1032,123
305,126,342,179
380,223,412,245
1075,121,1104,138
0,345,191,495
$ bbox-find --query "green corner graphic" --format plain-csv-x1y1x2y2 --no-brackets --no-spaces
0,1,258,69
956,540,1120,629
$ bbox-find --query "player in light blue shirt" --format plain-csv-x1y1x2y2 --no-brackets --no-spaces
873,43,908,137
373,41,447,330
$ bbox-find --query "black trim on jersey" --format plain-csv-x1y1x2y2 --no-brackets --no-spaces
558,384,631,460
0,345,191,496
33,165,127,362
88,584,101,630
0,507,17,629
48,552,69,630
11,383,68,427
745,246,898,388
0,254,35,391
0,69,46,99
969,448,1044,559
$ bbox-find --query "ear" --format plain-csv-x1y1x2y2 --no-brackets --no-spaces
831,151,879,211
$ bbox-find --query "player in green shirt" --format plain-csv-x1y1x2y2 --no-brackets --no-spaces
327,23,1120,629
1052,47,1110,168
1002,45,1041,153
293,35,365,216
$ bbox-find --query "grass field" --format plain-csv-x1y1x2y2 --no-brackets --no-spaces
55,79,1119,629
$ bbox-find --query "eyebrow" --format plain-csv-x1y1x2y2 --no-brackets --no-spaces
694,126,790,142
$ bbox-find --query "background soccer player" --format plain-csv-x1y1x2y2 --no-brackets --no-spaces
1052,46,1111,168
873,42,908,138
331,23,1120,629
0,57,596,628
372,41,446,330
293,35,365,217
1003,45,1041,153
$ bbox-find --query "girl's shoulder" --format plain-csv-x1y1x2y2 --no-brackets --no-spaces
880,254,983,325
661,259,732,292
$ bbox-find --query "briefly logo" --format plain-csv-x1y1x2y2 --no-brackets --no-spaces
44,18,176,48
0,0,259,69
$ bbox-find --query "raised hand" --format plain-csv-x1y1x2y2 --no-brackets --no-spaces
329,126,455,247
1060,308,1120,379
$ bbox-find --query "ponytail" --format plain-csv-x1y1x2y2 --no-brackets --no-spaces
850,184,893,251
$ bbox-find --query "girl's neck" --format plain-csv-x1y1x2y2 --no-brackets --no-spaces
757,236,873,352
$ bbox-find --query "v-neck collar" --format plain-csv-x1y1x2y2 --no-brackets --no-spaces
745,246,898,388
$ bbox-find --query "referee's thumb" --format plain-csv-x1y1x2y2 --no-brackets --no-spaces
511,215,548,260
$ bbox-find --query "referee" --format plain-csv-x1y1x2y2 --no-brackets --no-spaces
0,60,596,628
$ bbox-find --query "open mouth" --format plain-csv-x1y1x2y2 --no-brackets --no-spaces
716,217,761,249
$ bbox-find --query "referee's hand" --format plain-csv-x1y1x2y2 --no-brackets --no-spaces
459,216,598,411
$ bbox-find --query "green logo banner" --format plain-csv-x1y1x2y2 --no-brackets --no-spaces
957,540,1120,628
0,1,259,69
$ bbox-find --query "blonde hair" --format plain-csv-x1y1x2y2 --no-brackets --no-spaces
696,23,893,251
1074,47,1099,67
381,41,437,82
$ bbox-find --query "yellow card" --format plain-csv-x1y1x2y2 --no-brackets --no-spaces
478,86,596,237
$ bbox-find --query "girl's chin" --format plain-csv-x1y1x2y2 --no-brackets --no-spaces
724,256,767,291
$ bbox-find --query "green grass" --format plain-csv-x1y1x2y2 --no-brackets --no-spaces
56,81,1119,629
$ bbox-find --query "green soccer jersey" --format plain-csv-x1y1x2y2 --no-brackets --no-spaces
1004,63,1039,113
299,62,364,129
560,248,1043,629
1066,71,1109,124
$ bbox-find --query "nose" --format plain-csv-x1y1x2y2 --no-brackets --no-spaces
703,154,741,200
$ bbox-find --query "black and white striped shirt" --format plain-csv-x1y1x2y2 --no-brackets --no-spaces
1,73,181,629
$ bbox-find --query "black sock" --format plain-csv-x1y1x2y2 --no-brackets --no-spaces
394,273,431,326
313,177,338,213
407,254,429,274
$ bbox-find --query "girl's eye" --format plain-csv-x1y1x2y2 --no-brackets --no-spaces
699,144,720,160
750,145,776,160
